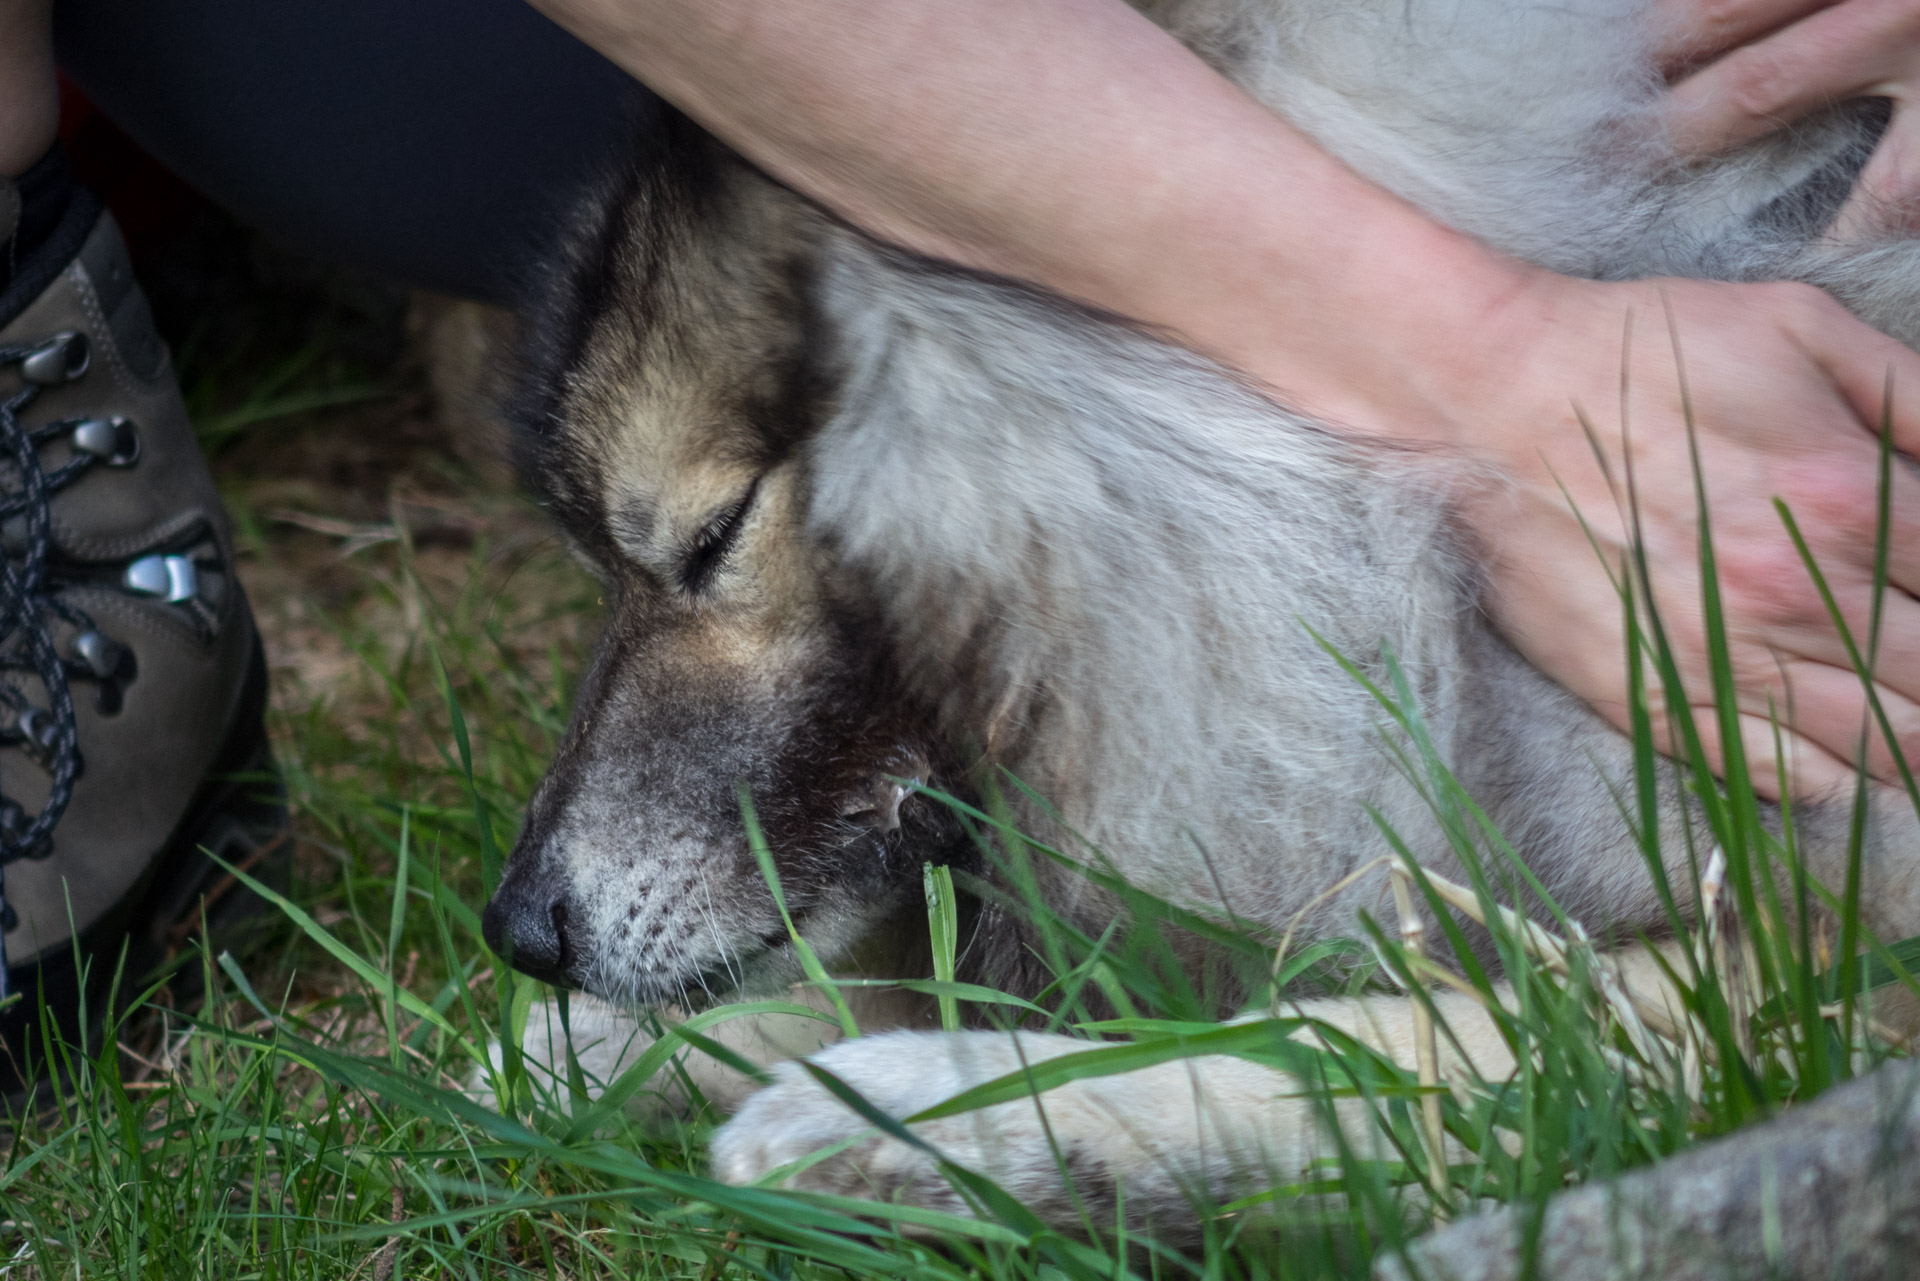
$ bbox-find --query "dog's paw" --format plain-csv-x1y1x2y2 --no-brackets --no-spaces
466,994,855,1117
711,1029,1259,1231
466,995,659,1114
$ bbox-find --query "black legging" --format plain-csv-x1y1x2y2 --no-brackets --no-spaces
54,0,658,305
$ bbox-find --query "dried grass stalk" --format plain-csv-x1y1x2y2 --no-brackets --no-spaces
1390,863,1450,1216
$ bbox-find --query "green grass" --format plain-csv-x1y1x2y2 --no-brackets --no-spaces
2,378,1917,1281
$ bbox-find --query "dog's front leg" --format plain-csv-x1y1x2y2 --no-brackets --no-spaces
483,984,932,1117
710,985,1533,1237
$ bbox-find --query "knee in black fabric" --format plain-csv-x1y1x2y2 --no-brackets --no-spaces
54,0,656,304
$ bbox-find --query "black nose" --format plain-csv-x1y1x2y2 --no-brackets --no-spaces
482,881,577,988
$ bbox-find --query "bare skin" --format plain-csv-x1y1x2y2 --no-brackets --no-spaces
535,0,1920,798
0,0,56,178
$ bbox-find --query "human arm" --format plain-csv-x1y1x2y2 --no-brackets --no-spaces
531,0,1920,796
1661,0,1920,239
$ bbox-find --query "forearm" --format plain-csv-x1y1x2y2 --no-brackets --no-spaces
529,0,1532,443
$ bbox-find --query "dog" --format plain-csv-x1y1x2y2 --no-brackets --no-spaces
482,0,1920,1235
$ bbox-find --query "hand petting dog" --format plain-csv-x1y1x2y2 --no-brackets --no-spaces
1661,0,1920,239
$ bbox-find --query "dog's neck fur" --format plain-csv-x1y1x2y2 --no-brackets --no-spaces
800,0,1915,956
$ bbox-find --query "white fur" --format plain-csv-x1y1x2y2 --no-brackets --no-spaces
711,947,1708,1230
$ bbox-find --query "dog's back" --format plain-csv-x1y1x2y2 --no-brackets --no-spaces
793,0,1920,954
1152,0,1901,299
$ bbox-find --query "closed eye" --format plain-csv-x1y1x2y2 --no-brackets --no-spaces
678,480,760,593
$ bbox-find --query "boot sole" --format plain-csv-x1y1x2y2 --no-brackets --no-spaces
0,633,291,1106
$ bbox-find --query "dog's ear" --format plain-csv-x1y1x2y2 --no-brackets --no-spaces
508,131,832,571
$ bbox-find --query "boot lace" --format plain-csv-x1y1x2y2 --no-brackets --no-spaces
0,331,128,961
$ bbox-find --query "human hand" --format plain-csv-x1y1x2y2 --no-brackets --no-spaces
1456,269,1920,798
1469,0,1920,797
1656,0,1920,238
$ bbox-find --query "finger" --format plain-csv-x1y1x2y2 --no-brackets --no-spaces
1667,705,1858,800
1665,0,1916,157
1789,586,1920,707
1832,100,1920,240
1718,585,1920,704
1761,450,1920,607
1650,0,1841,77
1784,289,1920,461
1740,713,1860,800
1772,659,1920,782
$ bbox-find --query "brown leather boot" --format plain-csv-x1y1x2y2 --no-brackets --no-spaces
0,178,288,1100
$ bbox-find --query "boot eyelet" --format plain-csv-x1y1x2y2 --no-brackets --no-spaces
124,554,200,603
21,332,91,385
73,629,132,680
18,707,57,747
0,798,50,866
70,418,140,467
16,708,59,761
72,629,137,716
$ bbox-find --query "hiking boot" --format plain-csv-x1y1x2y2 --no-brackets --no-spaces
0,174,288,1099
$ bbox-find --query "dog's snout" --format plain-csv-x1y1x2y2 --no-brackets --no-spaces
482,875,578,988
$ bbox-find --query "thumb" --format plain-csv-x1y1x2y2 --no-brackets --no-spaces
1831,97,1920,241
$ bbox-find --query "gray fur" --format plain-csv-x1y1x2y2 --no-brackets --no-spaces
489,0,1920,1231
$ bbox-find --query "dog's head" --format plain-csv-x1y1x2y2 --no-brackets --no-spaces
483,123,961,1005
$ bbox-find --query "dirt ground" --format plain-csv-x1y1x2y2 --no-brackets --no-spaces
203,291,594,756
142,217,609,947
